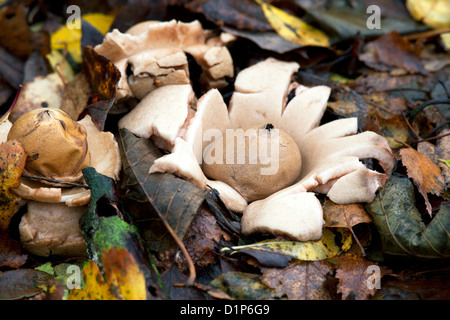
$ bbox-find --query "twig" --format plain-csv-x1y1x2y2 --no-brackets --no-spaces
403,28,450,41
416,131,450,143
21,174,90,189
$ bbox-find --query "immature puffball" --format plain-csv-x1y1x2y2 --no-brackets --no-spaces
202,124,302,202
7,108,90,184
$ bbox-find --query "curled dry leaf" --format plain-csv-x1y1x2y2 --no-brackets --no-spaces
400,147,445,216
0,140,26,230
366,176,450,258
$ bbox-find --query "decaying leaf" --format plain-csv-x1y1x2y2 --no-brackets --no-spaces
82,46,121,130
323,199,372,228
262,260,334,300
187,0,272,31
0,229,27,268
255,0,329,47
222,228,352,267
0,1,49,60
366,176,450,258
359,31,428,75
377,114,410,149
0,269,53,300
400,147,445,215
336,253,391,300
0,140,26,230
209,271,277,300
51,13,115,64
118,128,208,251
68,246,147,300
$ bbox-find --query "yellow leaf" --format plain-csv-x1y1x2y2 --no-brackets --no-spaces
224,228,352,262
255,0,329,47
46,50,75,83
406,0,450,29
68,247,147,300
51,13,115,64
0,140,26,230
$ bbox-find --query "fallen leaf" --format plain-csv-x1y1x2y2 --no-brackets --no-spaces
0,269,53,300
378,114,410,149
183,205,231,269
0,229,28,268
51,13,115,64
0,2,48,59
363,91,409,119
0,140,27,230
60,72,90,120
360,31,428,75
82,46,121,130
365,176,450,258
222,228,352,267
209,271,277,300
261,260,334,300
255,0,329,47
186,0,273,32
400,147,445,215
323,199,372,228
406,0,450,29
68,247,147,300
305,4,426,44
336,253,390,300
118,128,208,251
327,88,369,128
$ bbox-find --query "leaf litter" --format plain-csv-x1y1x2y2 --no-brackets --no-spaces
0,0,449,301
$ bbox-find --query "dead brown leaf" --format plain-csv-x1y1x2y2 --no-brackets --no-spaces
360,30,428,75
60,72,90,120
261,261,334,300
400,147,445,215
0,229,27,268
378,114,410,149
183,205,231,270
323,199,372,228
0,2,49,60
336,253,391,300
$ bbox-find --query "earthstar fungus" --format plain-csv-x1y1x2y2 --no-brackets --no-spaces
120,56,395,241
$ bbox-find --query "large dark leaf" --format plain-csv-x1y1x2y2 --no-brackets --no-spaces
118,128,208,251
365,176,450,258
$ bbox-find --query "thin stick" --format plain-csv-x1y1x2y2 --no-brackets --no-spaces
404,28,450,41
21,174,90,189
